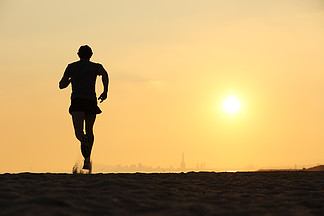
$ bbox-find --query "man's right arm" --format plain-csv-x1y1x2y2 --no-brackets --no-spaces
59,66,71,89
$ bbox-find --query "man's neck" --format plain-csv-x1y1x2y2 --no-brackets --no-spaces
80,58,90,61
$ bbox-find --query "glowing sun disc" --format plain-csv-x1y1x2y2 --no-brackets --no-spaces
222,96,241,114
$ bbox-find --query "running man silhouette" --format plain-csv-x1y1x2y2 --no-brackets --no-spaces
59,45,109,170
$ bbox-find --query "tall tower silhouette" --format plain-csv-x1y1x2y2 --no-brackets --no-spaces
181,152,186,170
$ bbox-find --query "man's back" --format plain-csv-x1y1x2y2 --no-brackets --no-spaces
65,60,102,101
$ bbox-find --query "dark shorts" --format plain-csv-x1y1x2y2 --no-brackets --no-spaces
69,98,102,115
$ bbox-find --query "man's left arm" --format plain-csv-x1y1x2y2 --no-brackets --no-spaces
98,64,109,103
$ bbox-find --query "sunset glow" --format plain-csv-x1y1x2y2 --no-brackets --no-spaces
222,96,241,115
1,0,324,173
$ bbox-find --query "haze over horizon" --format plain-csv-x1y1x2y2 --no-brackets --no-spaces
1,0,324,173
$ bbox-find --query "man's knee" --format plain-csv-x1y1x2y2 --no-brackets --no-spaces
85,129,94,137
74,130,84,141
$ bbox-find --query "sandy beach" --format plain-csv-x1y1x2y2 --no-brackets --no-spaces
1,171,324,216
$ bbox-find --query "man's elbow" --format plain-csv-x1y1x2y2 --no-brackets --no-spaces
103,71,108,79
59,81,67,89
59,78,71,89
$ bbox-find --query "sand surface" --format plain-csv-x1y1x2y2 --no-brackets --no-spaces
1,171,324,216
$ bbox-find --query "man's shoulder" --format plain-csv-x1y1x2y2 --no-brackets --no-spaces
67,61,81,67
68,60,101,64
89,61,102,67
67,60,103,71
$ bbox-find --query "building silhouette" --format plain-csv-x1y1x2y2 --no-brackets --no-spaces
181,152,186,170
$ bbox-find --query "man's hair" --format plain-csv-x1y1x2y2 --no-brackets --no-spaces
78,45,93,59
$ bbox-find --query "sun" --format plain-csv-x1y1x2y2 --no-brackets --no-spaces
222,96,241,115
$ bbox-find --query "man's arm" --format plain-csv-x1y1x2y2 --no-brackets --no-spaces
59,74,71,89
59,66,71,89
98,65,109,103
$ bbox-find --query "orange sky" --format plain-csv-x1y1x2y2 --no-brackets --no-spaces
1,0,324,173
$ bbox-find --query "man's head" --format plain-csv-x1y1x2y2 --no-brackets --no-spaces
78,45,93,60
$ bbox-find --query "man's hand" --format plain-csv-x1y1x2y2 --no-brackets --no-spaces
98,92,107,103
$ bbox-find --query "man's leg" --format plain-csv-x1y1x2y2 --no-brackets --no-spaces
71,111,85,142
81,114,96,170
85,114,96,158
72,111,91,161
